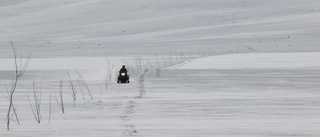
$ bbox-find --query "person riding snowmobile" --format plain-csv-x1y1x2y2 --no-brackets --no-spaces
119,65,127,74
117,65,129,83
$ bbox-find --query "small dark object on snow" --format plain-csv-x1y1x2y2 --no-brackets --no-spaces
117,65,129,83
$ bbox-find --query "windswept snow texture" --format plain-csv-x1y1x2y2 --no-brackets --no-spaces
0,0,320,137
0,0,320,57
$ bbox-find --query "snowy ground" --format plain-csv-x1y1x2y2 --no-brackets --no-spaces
165,52,320,136
1,0,320,137
1,52,319,137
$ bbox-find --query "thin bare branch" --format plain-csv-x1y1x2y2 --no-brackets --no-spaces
66,70,76,106
76,71,93,100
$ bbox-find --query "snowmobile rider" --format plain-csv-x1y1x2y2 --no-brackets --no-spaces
119,65,127,75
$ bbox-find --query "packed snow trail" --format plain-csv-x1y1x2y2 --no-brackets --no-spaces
117,69,149,136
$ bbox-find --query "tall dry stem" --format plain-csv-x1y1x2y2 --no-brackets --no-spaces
27,77,42,123
66,71,76,106
6,41,31,130
55,79,65,113
76,71,93,100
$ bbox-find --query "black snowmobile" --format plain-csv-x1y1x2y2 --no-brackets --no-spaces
117,65,129,83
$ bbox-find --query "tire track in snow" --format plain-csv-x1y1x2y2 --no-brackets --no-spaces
121,69,149,136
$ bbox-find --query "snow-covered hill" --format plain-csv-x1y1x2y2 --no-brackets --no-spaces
1,0,320,57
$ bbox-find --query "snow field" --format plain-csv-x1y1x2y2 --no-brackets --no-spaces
0,0,320,136
1,0,320,57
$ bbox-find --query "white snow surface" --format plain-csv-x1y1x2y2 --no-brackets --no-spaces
170,52,320,70
1,0,320,57
0,0,320,137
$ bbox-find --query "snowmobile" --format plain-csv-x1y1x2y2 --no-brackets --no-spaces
117,72,129,83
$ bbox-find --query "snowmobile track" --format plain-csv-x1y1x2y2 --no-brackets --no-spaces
121,69,149,136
